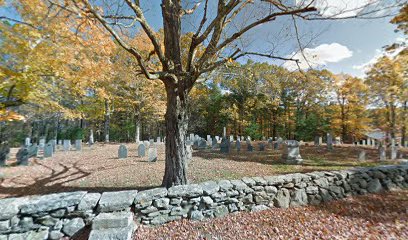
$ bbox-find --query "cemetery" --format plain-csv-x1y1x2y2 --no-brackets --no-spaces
1,0,407,239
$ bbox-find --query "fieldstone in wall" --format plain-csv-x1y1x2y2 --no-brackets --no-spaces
78,193,101,211
20,191,87,215
62,218,85,237
92,212,133,230
98,190,138,212
168,184,203,198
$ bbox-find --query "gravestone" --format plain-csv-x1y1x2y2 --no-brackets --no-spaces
118,145,128,159
198,139,207,149
75,140,82,151
362,140,366,146
246,140,253,152
144,141,150,149
39,138,46,148
138,143,146,157
89,130,94,146
358,150,366,161
0,143,10,167
207,135,211,142
148,147,157,162
318,137,323,145
149,139,154,145
28,145,39,157
391,138,397,160
220,138,229,154
190,134,194,142
186,139,193,146
247,136,252,141
223,127,226,138
379,146,386,161
326,133,333,150
25,137,31,147
49,140,57,153
156,137,161,143
236,140,241,152
58,140,63,146
207,138,212,147
44,143,53,158
273,142,279,150
63,140,71,151
281,140,303,164
229,135,234,142
16,148,29,166
211,137,218,150
367,138,371,146
314,136,320,146
258,142,265,151
215,136,220,142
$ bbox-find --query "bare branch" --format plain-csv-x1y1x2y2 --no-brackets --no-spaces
0,16,38,30
180,2,201,16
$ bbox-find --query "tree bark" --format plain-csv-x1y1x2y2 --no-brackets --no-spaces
162,82,189,188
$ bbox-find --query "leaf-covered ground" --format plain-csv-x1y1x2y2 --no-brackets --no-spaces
135,190,408,240
0,143,405,198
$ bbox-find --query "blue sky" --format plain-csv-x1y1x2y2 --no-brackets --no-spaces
1,0,405,78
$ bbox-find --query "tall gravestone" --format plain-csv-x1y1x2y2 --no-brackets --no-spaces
379,146,386,161
63,140,71,151
207,138,212,147
138,143,146,157
326,133,333,150
148,147,158,162
44,143,53,158
48,140,57,153
223,127,226,138
281,140,303,164
220,137,229,154
118,145,128,159
89,130,94,146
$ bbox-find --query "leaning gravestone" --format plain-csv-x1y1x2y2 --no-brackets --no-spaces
118,145,128,159
0,143,10,167
44,143,53,158
379,146,386,161
138,143,146,157
16,148,29,166
281,140,303,164
258,142,265,151
63,140,71,151
220,138,229,154
75,139,82,151
246,140,253,152
148,147,157,162
358,150,366,161
28,145,39,157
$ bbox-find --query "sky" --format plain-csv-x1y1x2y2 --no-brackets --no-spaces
1,0,406,78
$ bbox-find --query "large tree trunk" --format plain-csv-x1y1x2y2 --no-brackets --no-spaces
162,83,189,188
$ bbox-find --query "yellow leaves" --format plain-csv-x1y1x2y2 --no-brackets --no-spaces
0,109,25,122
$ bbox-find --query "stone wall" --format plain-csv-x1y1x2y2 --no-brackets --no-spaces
0,164,407,240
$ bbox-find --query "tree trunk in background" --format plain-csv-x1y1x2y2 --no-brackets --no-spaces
104,99,110,143
401,101,407,147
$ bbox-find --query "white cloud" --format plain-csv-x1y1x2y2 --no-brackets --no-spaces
352,37,407,72
296,0,376,18
283,43,353,71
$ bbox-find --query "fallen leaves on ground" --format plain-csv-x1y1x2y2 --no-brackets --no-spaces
135,190,408,240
